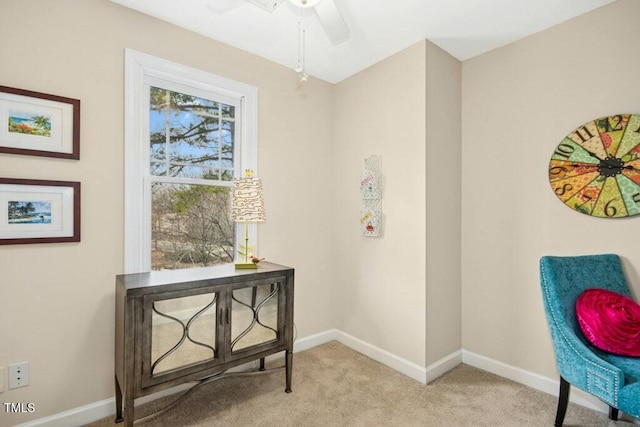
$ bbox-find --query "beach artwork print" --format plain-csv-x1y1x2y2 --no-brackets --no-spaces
0,178,80,244
0,86,80,159
8,200,52,224
8,110,52,137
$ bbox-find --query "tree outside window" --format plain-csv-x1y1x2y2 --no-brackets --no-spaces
149,87,236,270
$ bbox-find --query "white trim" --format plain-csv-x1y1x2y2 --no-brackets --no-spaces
14,397,115,427
332,329,429,383
268,329,460,384
462,349,610,414
25,331,630,426
426,350,463,383
293,328,339,353
123,49,258,273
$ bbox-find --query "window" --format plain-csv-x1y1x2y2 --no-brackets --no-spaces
124,50,257,273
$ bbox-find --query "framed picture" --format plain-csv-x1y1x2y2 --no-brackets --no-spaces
0,178,80,244
0,86,80,159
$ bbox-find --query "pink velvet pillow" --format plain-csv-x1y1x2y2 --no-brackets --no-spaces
576,289,640,357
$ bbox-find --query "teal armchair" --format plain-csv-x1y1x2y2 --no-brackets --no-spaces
540,254,640,426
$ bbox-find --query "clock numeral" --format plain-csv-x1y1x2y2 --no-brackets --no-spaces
575,125,595,143
555,183,573,196
600,115,624,132
549,165,571,177
633,193,640,204
605,199,618,217
554,144,574,160
575,193,593,209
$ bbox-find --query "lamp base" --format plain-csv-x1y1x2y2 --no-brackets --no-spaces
235,262,258,269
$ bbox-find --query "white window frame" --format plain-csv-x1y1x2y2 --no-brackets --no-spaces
124,49,258,273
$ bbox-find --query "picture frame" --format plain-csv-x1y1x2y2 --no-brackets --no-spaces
0,86,80,159
0,178,80,244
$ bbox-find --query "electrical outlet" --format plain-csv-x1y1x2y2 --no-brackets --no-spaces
8,362,29,389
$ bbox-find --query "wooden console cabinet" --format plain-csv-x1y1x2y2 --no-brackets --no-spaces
114,262,294,426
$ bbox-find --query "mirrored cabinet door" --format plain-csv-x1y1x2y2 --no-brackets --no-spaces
142,290,222,386
230,282,283,354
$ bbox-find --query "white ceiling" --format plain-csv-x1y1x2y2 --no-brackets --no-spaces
110,0,616,83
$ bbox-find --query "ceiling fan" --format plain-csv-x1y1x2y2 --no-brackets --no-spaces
206,0,350,45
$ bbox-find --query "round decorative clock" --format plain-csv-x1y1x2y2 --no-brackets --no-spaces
549,114,640,218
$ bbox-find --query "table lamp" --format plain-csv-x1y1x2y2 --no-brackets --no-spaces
231,170,265,269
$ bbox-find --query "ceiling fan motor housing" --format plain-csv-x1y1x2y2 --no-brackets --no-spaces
289,0,323,8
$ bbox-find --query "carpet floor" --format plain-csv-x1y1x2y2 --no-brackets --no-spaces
89,341,637,426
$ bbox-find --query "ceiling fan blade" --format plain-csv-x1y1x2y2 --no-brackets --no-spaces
245,0,286,12
314,0,349,45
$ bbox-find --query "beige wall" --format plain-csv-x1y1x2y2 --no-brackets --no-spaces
332,40,462,369
0,0,335,424
425,42,462,366
333,42,428,366
461,0,640,378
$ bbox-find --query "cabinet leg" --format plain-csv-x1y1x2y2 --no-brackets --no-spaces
114,376,123,423
285,350,293,393
124,395,134,427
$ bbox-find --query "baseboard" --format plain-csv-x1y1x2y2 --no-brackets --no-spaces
293,328,339,353
462,349,611,415
14,397,115,427
20,330,630,426
330,329,430,383
294,328,462,384
425,349,463,383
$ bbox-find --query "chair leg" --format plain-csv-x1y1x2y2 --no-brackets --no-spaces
555,376,570,427
608,406,619,421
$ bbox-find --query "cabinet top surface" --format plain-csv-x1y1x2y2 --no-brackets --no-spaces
116,261,293,292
